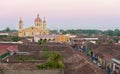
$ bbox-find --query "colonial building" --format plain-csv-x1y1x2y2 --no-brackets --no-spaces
34,34,70,43
18,14,49,37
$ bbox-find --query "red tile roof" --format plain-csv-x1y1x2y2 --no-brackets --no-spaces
103,54,112,59
0,45,11,50
0,45,18,56
7,45,18,52
0,45,10,55
87,43,120,59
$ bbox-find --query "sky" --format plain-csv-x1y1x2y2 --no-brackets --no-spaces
0,0,120,30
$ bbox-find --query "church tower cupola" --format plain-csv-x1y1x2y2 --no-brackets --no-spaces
43,17,46,23
18,17,23,30
43,17,46,30
19,17,23,24
34,14,42,28
18,17,23,37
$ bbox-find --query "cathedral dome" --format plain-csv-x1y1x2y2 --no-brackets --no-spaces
34,14,42,22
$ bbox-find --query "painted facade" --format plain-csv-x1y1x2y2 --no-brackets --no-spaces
34,34,70,43
82,45,119,74
55,35,70,42
112,59,120,74
18,14,49,37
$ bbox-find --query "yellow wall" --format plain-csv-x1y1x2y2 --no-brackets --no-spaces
55,35,70,42
18,26,49,37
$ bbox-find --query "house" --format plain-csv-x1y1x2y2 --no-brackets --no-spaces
0,44,18,60
83,38,98,44
70,38,84,45
112,58,120,74
34,34,58,42
0,32,9,36
1,43,107,74
55,35,70,43
34,34,70,43
84,43,120,74
0,45,10,60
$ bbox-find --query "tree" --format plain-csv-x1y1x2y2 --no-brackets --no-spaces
38,39,47,45
40,48,50,59
12,36,20,42
43,39,47,44
50,30,58,34
4,27,11,32
97,40,103,45
38,39,42,44
108,40,114,44
16,55,27,61
37,51,65,69
113,38,119,43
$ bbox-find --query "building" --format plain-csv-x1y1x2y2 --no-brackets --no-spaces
83,38,98,44
82,43,120,74
112,58,120,74
18,14,49,37
1,43,107,74
34,34,70,43
55,35,70,43
0,44,18,60
0,32,9,36
34,34,57,42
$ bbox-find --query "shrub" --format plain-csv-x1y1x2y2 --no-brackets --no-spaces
16,55,27,61
12,36,20,42
38,39,47,45
0,35,8,38
37,51,65,69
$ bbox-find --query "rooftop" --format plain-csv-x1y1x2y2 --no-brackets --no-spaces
0,43,107,74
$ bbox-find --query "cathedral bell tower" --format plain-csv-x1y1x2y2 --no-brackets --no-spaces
18,17,23,30
18,17,23,37
43,17,46,30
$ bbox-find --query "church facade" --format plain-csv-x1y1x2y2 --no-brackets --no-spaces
18,14,49,37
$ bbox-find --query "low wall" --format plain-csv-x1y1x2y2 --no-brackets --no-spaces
0,69,64,74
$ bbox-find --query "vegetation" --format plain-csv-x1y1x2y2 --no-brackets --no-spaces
50,30,58,34
16,55,27,61
51,29,102,35
51,29,120,36
97,40,103,45
36,49,65,69
16,55,35,61
113,38,120,43
38,39,47,45
40,48,51,59
0,52,10,59
0,27,17,32
108,40,114,45
12,36,20,42
0,35,20,42
0,35,8,38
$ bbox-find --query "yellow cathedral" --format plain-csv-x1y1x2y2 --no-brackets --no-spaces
18,14,49,37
